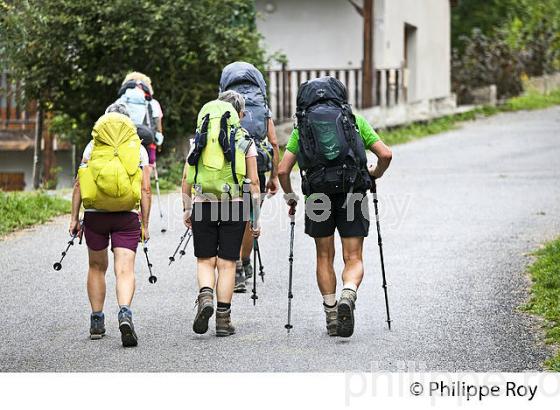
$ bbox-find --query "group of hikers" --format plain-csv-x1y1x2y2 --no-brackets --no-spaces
68,62,392,348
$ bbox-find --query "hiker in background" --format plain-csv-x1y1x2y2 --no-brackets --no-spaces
182,90,261,337
278,77,392,338
220,61,279,292
116,71,165,176
69,103,152,347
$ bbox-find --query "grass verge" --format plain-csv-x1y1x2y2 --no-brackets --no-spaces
0,191,71,237
380,89,560,146
522,238,560,371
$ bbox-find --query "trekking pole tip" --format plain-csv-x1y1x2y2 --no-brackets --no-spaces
53,262,62,271
148,275,158,284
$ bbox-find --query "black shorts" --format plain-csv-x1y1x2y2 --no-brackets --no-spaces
304,192,370,238
191,201,249,261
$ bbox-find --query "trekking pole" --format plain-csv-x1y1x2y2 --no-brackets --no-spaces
371,178,392,330
141,227,157,284
285,204,296,333
153,164,166,233
168,228,189,266
255,239,265,282
179,229,193,258
250,202,258,306
53,221,83,271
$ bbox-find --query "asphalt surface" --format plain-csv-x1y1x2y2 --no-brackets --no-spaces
1,107,559,372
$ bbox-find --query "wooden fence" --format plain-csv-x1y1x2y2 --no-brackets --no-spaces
266,64,405,122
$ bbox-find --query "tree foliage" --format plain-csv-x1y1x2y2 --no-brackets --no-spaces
452,0,560,103
0,0,264,153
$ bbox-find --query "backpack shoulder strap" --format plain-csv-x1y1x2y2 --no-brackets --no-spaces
229,126,240,187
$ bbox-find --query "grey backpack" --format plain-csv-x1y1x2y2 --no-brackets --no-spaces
220,62,273,173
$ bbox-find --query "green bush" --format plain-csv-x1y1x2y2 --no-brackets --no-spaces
0,191,71,236
523,238,560,371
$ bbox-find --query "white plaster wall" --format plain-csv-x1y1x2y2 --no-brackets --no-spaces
0,150,74,190
256,0,364,70
376,0,451,101
256,0,451,101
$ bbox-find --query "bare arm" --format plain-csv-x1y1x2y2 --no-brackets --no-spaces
246,154,261,236
368,140,392,179
140,166,152,239
278,150,298,195
69,179,82,235
182,162,193,228
267,118,280,180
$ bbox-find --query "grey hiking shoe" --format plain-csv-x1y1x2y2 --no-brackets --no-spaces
216,309,236,337
118,308,138,347
193,290,214,334
324,305,338,337
243,260,253,282
90,312,106,340
337,289,357,338
234,265,247,293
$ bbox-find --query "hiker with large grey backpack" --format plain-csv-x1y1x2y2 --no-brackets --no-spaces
182,90,261,337
219,61,280,293
278,76,393,338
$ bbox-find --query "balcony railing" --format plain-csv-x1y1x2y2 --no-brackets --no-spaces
0,71,36,132
266,64,406,122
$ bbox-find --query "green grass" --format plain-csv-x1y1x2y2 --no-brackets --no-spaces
380,89,560,146
0,191,71,237
522,238,560,371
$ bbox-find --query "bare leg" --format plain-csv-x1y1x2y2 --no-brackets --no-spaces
113,247,137,306
314,236,337,295
216,257,236,303
341,237,365,289
197,257,217,290
240,222,253,261
87,248,109,312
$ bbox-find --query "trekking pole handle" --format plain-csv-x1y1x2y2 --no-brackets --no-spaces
288,203,296,216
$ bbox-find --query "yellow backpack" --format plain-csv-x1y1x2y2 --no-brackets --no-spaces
78,113,142,211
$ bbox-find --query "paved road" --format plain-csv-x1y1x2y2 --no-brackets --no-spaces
1,107,559,372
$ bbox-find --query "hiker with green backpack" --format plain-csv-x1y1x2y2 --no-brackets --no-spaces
182,90,261,337
69,103,152,348
278,76,392,338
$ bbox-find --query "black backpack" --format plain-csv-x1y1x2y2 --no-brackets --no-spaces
295,76,371,196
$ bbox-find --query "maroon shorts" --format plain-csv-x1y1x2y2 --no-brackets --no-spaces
83,211,141,252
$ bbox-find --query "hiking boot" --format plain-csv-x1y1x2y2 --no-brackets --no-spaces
216,309,236,337
90,312,106,340
243,260,253,282
324,305,338,337
337,289,357,338
118,307,138,347
193,290,214,334
234,265,247,293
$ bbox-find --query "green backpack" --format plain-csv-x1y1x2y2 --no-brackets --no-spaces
186,100,252,199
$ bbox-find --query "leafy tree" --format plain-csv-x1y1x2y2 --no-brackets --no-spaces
0,0,264,157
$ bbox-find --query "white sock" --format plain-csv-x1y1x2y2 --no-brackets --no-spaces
322,293,337,307
342,283,357,293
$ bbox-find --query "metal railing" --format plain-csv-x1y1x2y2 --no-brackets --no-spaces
0,71,36,131
266,64,405,122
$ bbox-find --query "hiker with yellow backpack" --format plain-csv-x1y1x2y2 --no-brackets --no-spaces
182,91,261,337
69,103,152,348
